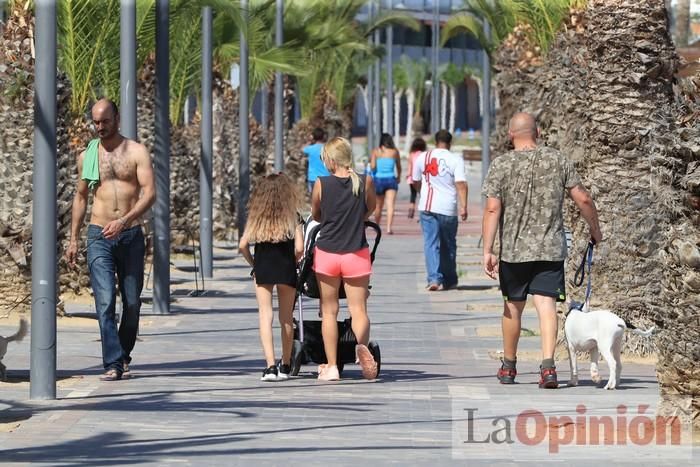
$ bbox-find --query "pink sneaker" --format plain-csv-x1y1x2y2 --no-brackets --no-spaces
317,364,340,381
356,344,378,380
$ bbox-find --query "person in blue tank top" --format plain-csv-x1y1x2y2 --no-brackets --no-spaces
370,133,401,234
303,128,331,193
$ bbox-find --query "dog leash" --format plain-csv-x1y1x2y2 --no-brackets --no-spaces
572,239,595,310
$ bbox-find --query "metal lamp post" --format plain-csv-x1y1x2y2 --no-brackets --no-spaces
153,0,170,314
200,6,213,278
239,0,250,237
31,0,57,400
274,0,284,171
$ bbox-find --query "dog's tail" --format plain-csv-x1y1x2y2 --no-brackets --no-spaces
6,319,28,343
624,319,655,338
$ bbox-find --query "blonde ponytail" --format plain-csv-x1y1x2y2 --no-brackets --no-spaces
322,136,362,196
348,170,360,197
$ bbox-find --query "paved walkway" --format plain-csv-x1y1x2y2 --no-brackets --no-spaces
0,169,692,465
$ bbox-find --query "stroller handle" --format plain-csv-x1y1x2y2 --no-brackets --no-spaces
364,220,381,263
295,220,382,295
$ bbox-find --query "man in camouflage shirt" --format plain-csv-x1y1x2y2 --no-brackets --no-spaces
481,112,602,389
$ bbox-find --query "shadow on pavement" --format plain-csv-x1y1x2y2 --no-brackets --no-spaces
0,429,444,464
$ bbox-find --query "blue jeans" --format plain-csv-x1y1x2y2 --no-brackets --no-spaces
87,224,145,372
420,211,458,287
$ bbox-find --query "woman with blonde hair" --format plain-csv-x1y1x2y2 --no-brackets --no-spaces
311,137,378,381
239,173,304,381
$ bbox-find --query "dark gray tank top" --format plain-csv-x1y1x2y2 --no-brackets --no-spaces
316,174,368,253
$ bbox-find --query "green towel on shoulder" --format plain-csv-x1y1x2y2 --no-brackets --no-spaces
82,139,100,191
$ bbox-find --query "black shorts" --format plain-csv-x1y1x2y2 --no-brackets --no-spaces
499,261,566,302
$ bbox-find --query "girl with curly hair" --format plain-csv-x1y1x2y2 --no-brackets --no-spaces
239,173,303,381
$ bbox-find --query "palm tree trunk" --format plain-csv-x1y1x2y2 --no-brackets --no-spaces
404,88,415,154
381,94,388,134
394,89,402,148
440,82,448,130
358,84,369,126
675,0,691,46
473,77,483,127
448,85,457,135
495,0,699,425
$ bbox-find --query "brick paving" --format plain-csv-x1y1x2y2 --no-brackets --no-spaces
0,167,693,465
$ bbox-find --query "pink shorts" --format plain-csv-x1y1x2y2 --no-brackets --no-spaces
313,247,372,278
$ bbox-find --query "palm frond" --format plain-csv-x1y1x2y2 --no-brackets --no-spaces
441,13,492,51
136,0,157,69
366,10,421,35
169,10,202,125
444,0,580,56
57,0,121,116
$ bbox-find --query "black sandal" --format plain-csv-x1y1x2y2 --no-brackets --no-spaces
100,368,122,381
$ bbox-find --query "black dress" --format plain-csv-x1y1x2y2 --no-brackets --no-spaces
253,239,297,286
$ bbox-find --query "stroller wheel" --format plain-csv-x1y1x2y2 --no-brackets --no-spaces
368,341,381,377
290,340,303,376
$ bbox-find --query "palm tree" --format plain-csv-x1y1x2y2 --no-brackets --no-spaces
57,0,121,116
492,0,699,424
441,63,467,135
438,64,448,130
393,61,410,147
213,1,307,109
1,0,97,311
675,0,691,46
399,55,429,155
0,0,35,315
283,0,419,121
442,0,574,55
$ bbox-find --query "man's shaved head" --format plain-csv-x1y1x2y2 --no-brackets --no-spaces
92,98,119,118
509,112,537,136
91,98,120,139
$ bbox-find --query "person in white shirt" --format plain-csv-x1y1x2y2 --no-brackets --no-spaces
411,130,468,291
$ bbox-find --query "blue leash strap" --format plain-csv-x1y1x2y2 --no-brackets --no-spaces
573,240,595,309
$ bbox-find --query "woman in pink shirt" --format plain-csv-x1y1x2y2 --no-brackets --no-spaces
406,138,427,219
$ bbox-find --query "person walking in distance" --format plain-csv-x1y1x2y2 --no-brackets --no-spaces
482,112,602,389
238,174,304,381
311,137,378,381
411,130,468,291
303,127,330,193
406,137,427,219
370,133,401,234
66,98,156,381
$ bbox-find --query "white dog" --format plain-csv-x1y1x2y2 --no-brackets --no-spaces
564,302,654,390
0,319,28,381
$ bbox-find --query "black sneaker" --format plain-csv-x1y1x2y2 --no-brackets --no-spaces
497,360,517,384
122,362,132,379
277,360,291,380
261,365,278,382
539,366,558,389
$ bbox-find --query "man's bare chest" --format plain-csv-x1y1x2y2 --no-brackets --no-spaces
99,153,135,182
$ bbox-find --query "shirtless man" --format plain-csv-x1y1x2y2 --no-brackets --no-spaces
66,98,155,381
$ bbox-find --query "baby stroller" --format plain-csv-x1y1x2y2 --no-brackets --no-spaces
289,218,382,377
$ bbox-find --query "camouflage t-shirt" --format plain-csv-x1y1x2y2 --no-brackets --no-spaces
481,146,582,263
